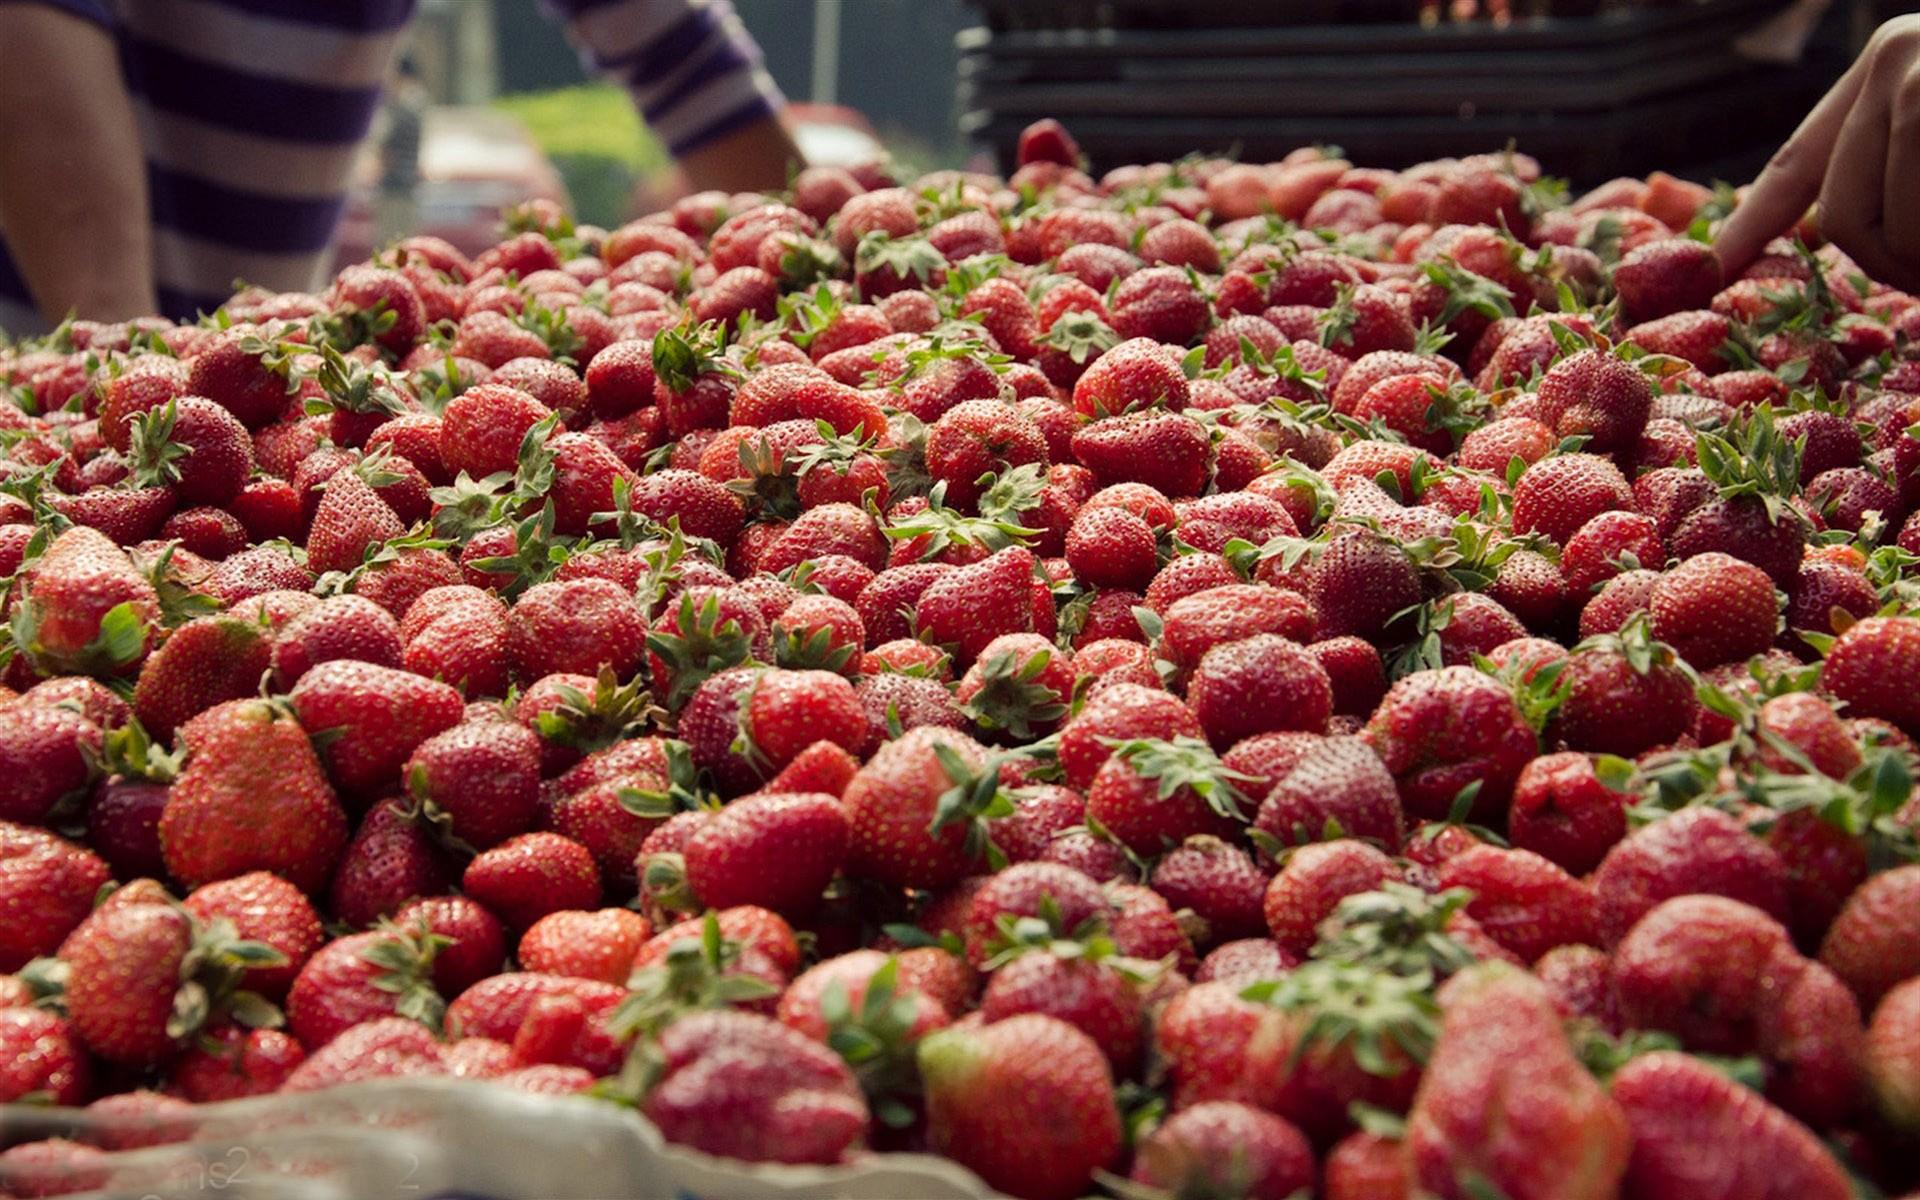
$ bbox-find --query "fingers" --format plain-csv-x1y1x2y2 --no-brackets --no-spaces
1819,33,1920,293
1882,58,1920,285
1714,51,1870,271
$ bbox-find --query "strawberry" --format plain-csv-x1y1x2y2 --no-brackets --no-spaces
1592,806,1790,946
979,945,1148,1070
1534,348,1652,454
1072,410,1212,498
683,791,848,917
843,725,1000,889
954,632,1074,741
181,870,324,999
0,821,109,971
1819,864,1920,1009
1248,733,1405,851
1362,665,1538,823
462,831,601,930
289,659,464,798
0,703,102,825
280,1014,448,1091
505,577,648,682
0,1008,88,1105
1263,839,1400,955
131,613,274,741
270,592,402,687
62,899,282,1066
1089,732,1257,852
1436,846,1594,964
1324,1129,1411,1200
160,698,348,892
285,925,446,1048
402,719,541,851
1506,751,1627,875
126,396,254,506
919,1013,1121,1200
1554,624,1694,755
1309,528,1423,642
1560,510,1663,597
169,1022,305,1101
517,907,651,985
1867,976,1920,1134
914,544,1039,664
11,525,159,677
641,1009,869,1164
1159,584,1318,676
1511,453,1635,546
1611,1051,1850,1200
1016,117,1081,167
1127,1101,1314,1200
1613,237,1722,324
1823,616,1920,736
1148,835,1269,944
1648,550,1778,668
0,1138,110,1195
1406,964,1630,1200
186,327,298,428
304,469,403,576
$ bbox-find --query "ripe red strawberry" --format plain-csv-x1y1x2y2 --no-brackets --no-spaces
0,703,103,826
1058,681,1203,790
1127,1101,1313,1200
1867,976,1920,1135
643,1009,869,1164
505,577,648,682
1160,584,1317,675
1017,117,1081,167
919,1013,1121,1200
1362,666,1538,823
403,586,512,697
1612,237,1722,324
1824,616,1920,736
62,900,280,1066
1554,628,1694,755
1086,735,1252,853
1819,864,1920,1009
186,327,298,428
280,1014,448,1091
1560,510,1664,596
1072,410,1212,498
168,1022,305,1101
0,1007,89,1105
517,907,651,985
285,925,445,1048
0,822,108,972
11,525,160,677
99,355,190,451
1188,634,1333,749
1148,835,1269,945
403,719,541,850
182,870,324,999
289,659,464,798
1071,338,1190,420
127,396,254,506
682,791,848,917
1511,453,1635,545
979,946,1147,1070
463,831,601,930
1309,528,1423,642
954,632,1074,740
160,698,349,892
1506,751,1627,876
843,725,999,889
1648,551,1777,668
1611,1050,1850,1200
304,469,404,576
1591,805,1790,946
1534,349,1652,454
1246,732,1403,851
1263,839,1400,955
1436,846,1594,964
1407,964,1630,1200
914,544,1039,664
270,592,402,687
131,613,274,741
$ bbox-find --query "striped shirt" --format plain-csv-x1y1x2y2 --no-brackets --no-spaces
0,0,785,334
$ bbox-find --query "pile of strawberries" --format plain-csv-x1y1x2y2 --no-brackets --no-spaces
7,115,1920,1200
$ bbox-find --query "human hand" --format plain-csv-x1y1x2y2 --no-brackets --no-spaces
1716,15,1920,292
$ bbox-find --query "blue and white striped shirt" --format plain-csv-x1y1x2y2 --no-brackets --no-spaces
0,0,785,333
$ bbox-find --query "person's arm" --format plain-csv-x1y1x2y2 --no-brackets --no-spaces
0,4,156,321
1716,15,1920,292
540,0,803,196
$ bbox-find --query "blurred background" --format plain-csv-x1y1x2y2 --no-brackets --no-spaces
339,0,1903,265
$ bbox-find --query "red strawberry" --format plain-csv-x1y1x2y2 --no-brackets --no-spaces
0,704,103,825
181,870,324,999
1362,666,1537,823
1534,348,1652,454
1087,735,1254,853
1611,1051,1849,1200
1591,805,1790,946
186,327,298,428
919,1013,1121,1200
127,396,254,506
0,1007,89,1105
280,1014,448,1091
1406,964,1630,1200
843,726,999,889
1511,453,1635,545
683,791,848,917
132,613,274,741
1309,528,1423,642
169,1022,305,1101
1648,551,1777,668
0,822,109,971
270,593,402,687
1263,838,1399,956
289,659,464,798
160,698,348,892
517,907,651,985
1072,410,1212,498
1554,625,1694,755
1436,846,1594,964
1160,584,1317,676
1506,751,1627,876
1248,733,1405,851
1867,976,1920,1135
1824,616,1920,736
462,831,601,930
644,1009,869,1164
1613,237,1723,324
914,544,1039,664
1127,1101,1313,1200
1819,864,1920,1009
11,526,159,677
1017,117,1081,167
505,576,648,682
304,470,403,576
285,925,445,1048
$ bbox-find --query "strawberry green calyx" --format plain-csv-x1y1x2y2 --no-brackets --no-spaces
360,919,450,1033
819,957,927,1129
1107,735,1257,823
646,591,758,713
883,480,1042,562
533,664,660,755
1311,883,1479,980
125,400,191,488
1038,311,1119,366
94,718,183,784
609,913,781,1045
171,914,290,1043
650,322,739,396
927,742,1017,869
302,345,411,418
960,645,1069,741
1242,958,1441,1079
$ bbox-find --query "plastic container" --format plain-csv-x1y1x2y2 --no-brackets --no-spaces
0,1081,996,1200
